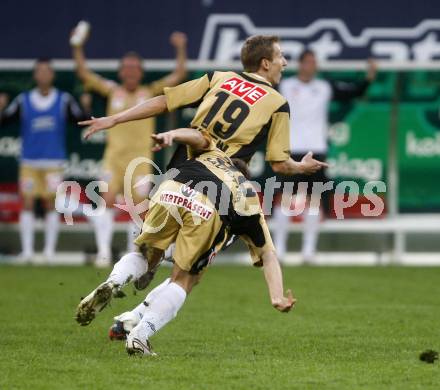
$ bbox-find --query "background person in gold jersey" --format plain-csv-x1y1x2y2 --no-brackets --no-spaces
71,27,187,267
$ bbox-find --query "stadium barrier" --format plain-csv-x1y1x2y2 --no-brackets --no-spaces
0,62,439,264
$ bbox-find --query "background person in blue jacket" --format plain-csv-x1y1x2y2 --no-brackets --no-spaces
0,58,91,263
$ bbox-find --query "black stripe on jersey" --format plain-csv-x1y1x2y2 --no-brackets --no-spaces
275,101,290,114
238,72,272,88
230,118,272,163
207,71,215,82
173,159,233,214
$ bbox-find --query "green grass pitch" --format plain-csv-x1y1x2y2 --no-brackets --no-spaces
1,265,439,389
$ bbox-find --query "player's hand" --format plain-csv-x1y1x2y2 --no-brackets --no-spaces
170,32,187,49
272,289,296,313
70,22,90,48
79,116,116,139
151,132,175,152
0,93,9,111
366,59,378,81
300,151,329,175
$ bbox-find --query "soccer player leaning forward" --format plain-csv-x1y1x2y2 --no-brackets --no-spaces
76,128,296,356
79,34,327,278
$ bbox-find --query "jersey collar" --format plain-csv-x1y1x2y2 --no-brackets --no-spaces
240,72,273,87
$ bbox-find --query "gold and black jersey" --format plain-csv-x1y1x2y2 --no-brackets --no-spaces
164,71,291,166
173,144,260,218
171,145,267,255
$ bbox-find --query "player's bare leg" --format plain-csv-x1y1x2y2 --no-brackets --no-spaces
125,263,199,356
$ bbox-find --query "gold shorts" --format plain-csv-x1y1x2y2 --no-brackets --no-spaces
19,165,63,198
102,154,153,203
135,180,227,274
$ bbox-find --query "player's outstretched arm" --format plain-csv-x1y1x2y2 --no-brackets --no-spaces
261,250,296,313
80,95,168,139
151,128,209,152
271,152,329,176
157,32,188,88
70,23,94,83
71,22,116,97
72,44,92,83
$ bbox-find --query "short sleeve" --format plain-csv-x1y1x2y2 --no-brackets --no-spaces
164,73,211,112
265,101,291,162
236,213,274,267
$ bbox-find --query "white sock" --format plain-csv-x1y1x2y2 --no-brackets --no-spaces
131,278,171,320
19,211,34,258
126,222,141,253
94,208,114,258
106,252,147,287
132,282,186,340
302,208,320,260
272,203,289,259
43,210,60,258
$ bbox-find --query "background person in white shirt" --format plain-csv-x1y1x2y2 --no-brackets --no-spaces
273,50,377,263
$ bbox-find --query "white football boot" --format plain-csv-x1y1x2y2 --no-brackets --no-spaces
125,326,157,356
76,281,118,326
